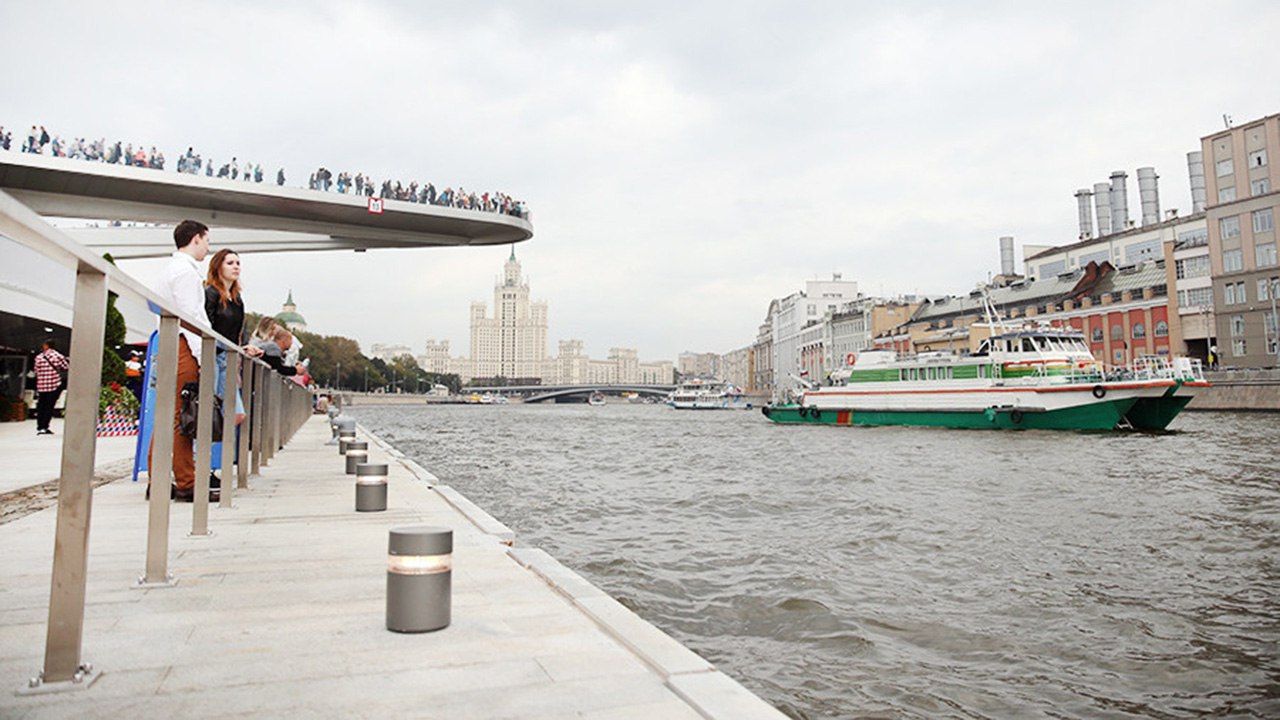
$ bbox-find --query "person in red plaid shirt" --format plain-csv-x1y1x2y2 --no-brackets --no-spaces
34,338,69,435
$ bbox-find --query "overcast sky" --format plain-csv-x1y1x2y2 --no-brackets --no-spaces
3,1,1277,361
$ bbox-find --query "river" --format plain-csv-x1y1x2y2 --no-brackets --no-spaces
350,403,1279,719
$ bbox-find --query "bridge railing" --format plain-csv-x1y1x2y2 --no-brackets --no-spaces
0,189,313,692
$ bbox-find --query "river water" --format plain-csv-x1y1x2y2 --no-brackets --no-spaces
351,403,1279,719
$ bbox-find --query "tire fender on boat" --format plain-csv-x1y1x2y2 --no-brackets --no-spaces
1010,409,1024,424
1092,385,1106,399
761,406,771,417
798,406,808,418
810,408,821,420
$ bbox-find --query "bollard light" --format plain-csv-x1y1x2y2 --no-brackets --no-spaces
387,526,452,633
338,432,356,455
355,463,388,512
341,440,368,456
345,448,369,474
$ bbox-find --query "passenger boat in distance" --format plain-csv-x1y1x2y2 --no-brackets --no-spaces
588,392,607,406
668,378,753,410
762,326,1206,431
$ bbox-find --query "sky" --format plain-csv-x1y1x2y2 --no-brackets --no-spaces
3,1,1278,362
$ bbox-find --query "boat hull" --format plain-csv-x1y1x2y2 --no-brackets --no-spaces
1120,379,1206,430
762,397,1138,431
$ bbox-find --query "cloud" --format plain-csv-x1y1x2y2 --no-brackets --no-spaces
5,0,1280,361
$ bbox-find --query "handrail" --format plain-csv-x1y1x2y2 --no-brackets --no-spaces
1,187,314,693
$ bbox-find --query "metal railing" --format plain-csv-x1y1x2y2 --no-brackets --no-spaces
0,189,313,691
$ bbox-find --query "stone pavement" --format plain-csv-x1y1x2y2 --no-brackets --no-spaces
0,416,138,494
0,416,783,719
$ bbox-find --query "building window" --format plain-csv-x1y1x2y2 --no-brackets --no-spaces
1257,242,1278,268
1039,259,1066,278
1253,208,1275,234
1219,186,1237,203
1177,228,1209,246
1232,339,1247,356
1223,249,1244,273
1091,327,1103,342
1111,325,1123,340
1217,158,1234,176
1154,320,1169,337
1132,323,1146,339
1220,216,1241,240
1253,178,1272,196
1231,315,1245,336
1178,287,1214,308
1175,255,1210,279
1124,238,1161,264
1249,148,1268,168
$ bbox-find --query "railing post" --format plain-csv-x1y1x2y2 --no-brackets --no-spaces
256,363,271,466
271,377,283,453
191,336,216,536
250,362,265,473
141,315,179,586
35,267,107,690
237,359,251,488
221,351,239,505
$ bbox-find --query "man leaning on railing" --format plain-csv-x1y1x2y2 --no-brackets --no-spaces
147,220,217,503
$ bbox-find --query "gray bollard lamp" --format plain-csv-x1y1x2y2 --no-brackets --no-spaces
387,526,452,633
355,463,388,512
345,448,369,474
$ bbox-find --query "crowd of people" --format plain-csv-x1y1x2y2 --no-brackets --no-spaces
1,121,530,220
307,167,526,217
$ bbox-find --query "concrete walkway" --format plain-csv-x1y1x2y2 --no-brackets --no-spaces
0,416,782,719
0,417,138,494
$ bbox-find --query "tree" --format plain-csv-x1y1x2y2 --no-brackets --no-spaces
101,254,127,385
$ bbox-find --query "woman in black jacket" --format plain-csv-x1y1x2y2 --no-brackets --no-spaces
205,249,263,424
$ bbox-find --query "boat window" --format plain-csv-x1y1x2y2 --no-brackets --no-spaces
974,340,989,356
1021,338,1036,352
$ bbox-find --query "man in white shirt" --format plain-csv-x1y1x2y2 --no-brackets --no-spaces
148,219,215,502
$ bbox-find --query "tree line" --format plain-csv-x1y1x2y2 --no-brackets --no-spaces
245,312,463,395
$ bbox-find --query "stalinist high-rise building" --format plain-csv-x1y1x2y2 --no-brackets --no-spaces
470,248,548,381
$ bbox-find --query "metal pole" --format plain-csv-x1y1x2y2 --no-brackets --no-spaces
191,336,216,536
142,315,179,586
237,357,251,489
250,362,263,476
259,369,273,466
336,361,341,391
221,351,239,506
38,268,107,687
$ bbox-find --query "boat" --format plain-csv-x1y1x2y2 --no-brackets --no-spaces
668,378,753,410
762,325,1206,431
588,392,607,406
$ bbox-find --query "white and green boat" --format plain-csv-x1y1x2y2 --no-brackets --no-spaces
763,327,1207,431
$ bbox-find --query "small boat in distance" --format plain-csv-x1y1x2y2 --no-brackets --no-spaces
668,378,753,410
588,392,607,406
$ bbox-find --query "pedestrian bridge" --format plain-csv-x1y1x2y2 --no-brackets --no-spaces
466,384,675,403
0,152,532,258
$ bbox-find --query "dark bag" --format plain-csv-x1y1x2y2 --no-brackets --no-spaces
179,382,225,439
